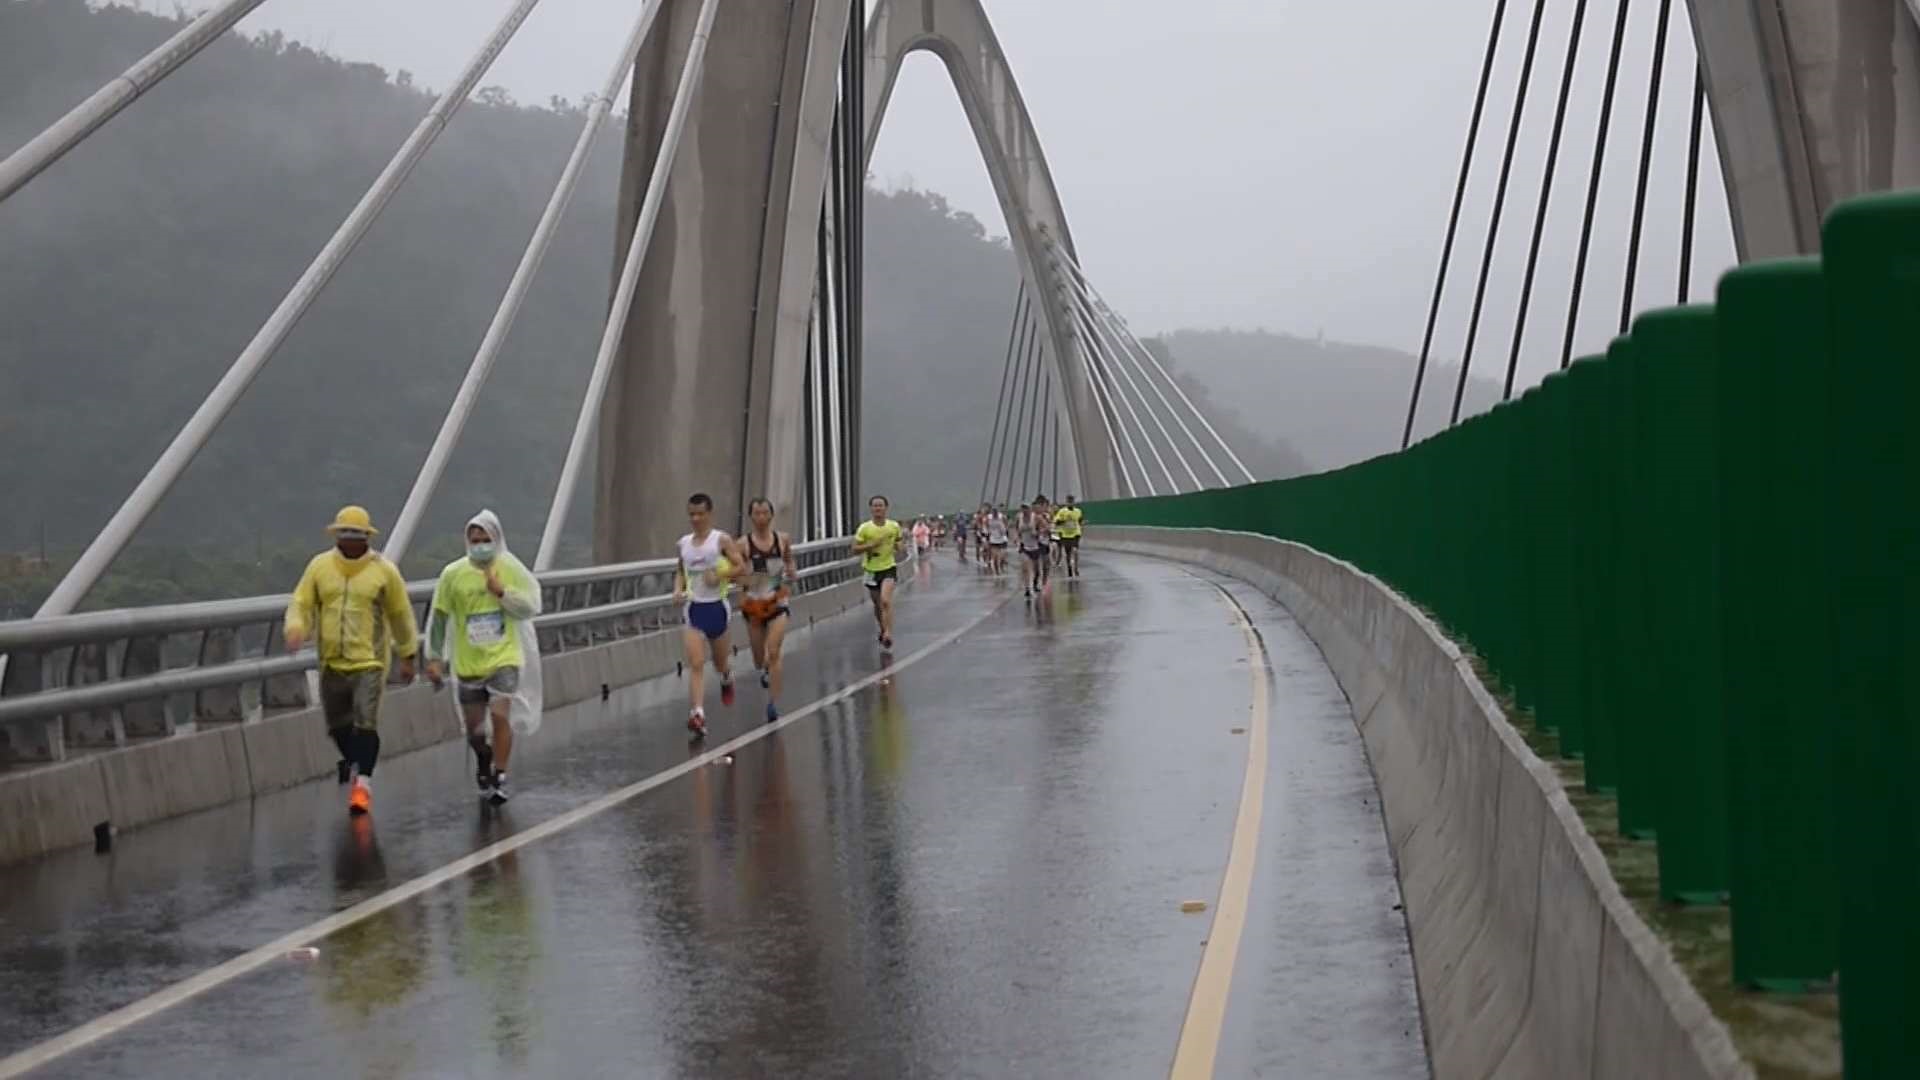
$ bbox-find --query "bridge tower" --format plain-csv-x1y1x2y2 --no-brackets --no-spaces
596,0,1117,560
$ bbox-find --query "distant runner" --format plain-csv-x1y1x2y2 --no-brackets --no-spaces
426,510,542,805
675,492,741,739
984,504,1010,576
1017,501,1049,599
952,511,970,563
854,495,905,651
740,497,793,724
283,506,419,817
912,517,933,557
1053,494,1084,578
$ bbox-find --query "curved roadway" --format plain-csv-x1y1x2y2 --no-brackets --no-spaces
0,553,1425,1078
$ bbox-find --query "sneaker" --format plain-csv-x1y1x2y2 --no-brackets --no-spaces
766,702,779,724
687,710,707,738
476,768,495,798
489,772,510,805
720,679,736,707
758,669,770,690
348,776,372,816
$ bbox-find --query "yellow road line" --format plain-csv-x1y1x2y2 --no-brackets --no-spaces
1170,581,1271,1080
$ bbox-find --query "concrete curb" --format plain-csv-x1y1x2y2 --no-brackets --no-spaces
1093,528,1752,1080
0,579,869,867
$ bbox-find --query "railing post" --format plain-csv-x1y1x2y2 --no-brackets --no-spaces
63,641,125,748
1715,256,1835,989
120,635,171,738
1,650,65,763
1823,188,1920,1076
262,622,308,710
194,626,242,724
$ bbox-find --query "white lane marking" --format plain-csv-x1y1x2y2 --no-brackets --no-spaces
0,588,1010,1079
1170,580,1272,1080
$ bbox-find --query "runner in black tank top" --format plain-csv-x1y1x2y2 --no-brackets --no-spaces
741,498,792,723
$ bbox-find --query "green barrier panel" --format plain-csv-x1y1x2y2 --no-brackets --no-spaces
1546,371,1587,756
1512,387,1545,714
1611,333,1660,839
1636,305,1729,901
1715,257,1836,989
1568,355,1618,791
1824,189,1920,1079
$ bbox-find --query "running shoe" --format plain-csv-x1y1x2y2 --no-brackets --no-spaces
489,772,510,806
766,702,779,724
720,679,736,707
758,669,771,690
348,776,372,816
687,710,708,738
475,768,494,798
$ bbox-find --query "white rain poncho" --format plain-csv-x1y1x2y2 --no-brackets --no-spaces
427,509,545,735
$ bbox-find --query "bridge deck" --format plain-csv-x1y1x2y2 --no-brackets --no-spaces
0,554,1423,1078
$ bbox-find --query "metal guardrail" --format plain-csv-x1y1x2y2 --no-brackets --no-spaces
0,537,860,764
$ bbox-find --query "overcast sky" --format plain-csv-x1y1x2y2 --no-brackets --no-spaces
119,0,1738,394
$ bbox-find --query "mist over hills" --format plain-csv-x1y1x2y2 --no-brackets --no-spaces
1,0,1476,606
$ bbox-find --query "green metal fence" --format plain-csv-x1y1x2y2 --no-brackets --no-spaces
1088,189,1919,1076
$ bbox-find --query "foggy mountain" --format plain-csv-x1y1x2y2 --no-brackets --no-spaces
4,0,1440,604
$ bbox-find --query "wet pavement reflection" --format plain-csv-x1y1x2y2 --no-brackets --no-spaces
1,554,1425,1078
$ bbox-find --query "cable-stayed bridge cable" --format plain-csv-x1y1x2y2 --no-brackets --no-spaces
1059,269,1200,491
1062,298,1137,498
1504,0,1592,401
537,0,723,570
1618,0,1675,332
1451,0,1551,426
0,0,269,203
1073,304,1156,496
35,0,546,618
1678,60,1705,303
997,306,1041,504
1052,247,1259,484
388,0,666,563
1068,289,1180,493
1558,0,1633,369
981,284,1030,506
1403,0,1514,448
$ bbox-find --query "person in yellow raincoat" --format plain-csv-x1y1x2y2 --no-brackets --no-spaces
284,506,419,817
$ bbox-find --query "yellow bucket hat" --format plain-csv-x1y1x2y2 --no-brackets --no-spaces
325,505,380,536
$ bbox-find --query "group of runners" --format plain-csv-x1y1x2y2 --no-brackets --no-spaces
943,496,1084,597
284,492,913,816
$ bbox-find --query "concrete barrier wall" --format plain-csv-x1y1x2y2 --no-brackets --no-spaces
0,579,869,868
1092,528,1751,1080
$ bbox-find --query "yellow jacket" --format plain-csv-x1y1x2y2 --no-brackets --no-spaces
284,551,419,673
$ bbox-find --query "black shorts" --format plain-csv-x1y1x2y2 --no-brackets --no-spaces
1023,545,1047,561
456,666,521,706
865,566,899,590
1059,536,1080,551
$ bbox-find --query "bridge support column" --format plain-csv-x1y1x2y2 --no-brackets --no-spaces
1689,0,1920,258
598,0,853,559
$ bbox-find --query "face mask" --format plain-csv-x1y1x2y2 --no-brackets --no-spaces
468,543,497,563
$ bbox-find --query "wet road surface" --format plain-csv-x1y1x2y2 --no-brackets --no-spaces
0,552,1425,1078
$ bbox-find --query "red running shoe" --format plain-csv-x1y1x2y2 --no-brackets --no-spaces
720,679,736,707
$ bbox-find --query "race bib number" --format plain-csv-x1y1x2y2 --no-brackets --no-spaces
466,611,505,645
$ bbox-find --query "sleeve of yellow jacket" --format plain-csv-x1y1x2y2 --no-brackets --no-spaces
283,554,324,642
382,560,421,659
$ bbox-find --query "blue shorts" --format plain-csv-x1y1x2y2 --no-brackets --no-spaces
685,599,729,640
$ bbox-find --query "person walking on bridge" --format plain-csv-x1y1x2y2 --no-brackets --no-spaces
675,493,743,740
854,495,905,651
283,505,419,817
425,510,543,805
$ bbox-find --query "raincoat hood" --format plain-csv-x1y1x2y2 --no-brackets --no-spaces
467,509,508,557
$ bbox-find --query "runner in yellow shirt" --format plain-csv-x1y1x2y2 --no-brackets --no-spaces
853,495,906,651
1052,495,1084,578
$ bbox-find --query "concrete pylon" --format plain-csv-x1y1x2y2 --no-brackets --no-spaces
863,0,1118,503
1689,0,1920,259
597,0,853,560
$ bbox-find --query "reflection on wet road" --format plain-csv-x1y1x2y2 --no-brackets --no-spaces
0,553,1425,1078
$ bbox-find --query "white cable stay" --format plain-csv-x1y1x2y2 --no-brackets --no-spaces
1052,284,1137,498
1053,248,1258,485
536,0,725,570
386,0,667,563
1060,272,1200,492
35,0,547,619
0,0,269,204
1067,293,1155,496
